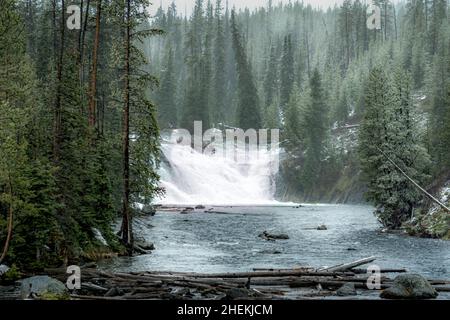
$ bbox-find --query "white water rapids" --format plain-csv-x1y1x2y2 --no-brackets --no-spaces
156,138,281,206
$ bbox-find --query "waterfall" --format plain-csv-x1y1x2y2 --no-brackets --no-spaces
156,137,281,206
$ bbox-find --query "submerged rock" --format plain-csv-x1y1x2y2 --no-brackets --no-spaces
380,274,438,299
20,276,68,300
336,283,357,296
260,249,282,254
224,288,253,299
258,231,289,241
180,207,195,214
142,205,157,216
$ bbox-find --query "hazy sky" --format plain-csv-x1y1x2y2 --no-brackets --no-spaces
149,0,347,16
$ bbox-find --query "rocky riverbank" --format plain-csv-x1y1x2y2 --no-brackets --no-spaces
404,179,450,240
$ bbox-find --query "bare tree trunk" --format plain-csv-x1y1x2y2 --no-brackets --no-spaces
80,0,91,72
88,0,102,128
78,0,84,61
393,6,398,41
121,0,133,255
384,1,388,41
345,8,350,69
0,175,13,264
53,0,66,163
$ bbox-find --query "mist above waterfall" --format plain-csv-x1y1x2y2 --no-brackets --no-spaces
157,139,281,206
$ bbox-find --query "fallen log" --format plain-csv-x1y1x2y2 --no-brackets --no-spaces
289,280,390,290
173,270,355,279
351,268,407,274
318,256,377,272
252,267,315,272
434,286,450,292
71,294,124,300
81,282,108,293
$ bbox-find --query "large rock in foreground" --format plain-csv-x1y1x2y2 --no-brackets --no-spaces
20,276,69,300
336,282,357,296
380,274,438,300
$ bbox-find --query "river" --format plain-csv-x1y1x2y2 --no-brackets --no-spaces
100,204,449,280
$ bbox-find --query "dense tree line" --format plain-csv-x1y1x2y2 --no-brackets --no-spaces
148,0,449,229
0,0,162,268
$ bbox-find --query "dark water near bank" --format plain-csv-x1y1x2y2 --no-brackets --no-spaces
100,205,449,279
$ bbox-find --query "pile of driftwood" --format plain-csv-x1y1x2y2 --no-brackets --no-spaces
40,256,449,300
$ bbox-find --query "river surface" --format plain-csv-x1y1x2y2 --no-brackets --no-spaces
100,204,449,279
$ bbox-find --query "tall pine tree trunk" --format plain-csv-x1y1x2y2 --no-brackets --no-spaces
0,175,13,264
88,0,102,128
80,0,91,72
53,0,65,163
121,0,132,255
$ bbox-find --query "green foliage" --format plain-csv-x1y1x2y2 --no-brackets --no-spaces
157,46,178,128
359,68,430,229
264,45,279,109
280,35,295,110
0,0,162,268
231,10,262,130
301,69,329,190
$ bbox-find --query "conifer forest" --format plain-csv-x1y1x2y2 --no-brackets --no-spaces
0,0,449,302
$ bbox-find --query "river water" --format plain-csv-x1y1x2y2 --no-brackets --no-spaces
100,204,449,280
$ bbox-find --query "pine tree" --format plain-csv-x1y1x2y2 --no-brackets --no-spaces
180,0,211,132
264,97,281,130
280,35,295,110
157,46,177,129
109,0,163,253
284,84,304,151
0,0,59,266
359,68,430,228
231,10,261,130
443,85,450,169
264,44,279,109
428,0,447,55
301,69,328,189
213,0,227,124
428,23,450,170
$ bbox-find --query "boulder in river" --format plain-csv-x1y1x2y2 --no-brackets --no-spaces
133,239,155,255
142,205,157,216
380,274,438,299
336,283,357,296
20,276,69,300
135,240,155,251
258,231,290,241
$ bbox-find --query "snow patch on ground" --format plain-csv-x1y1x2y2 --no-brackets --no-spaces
428,180,450,215
331,126,359,155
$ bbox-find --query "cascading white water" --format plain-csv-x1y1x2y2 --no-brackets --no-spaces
157,138,281,206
